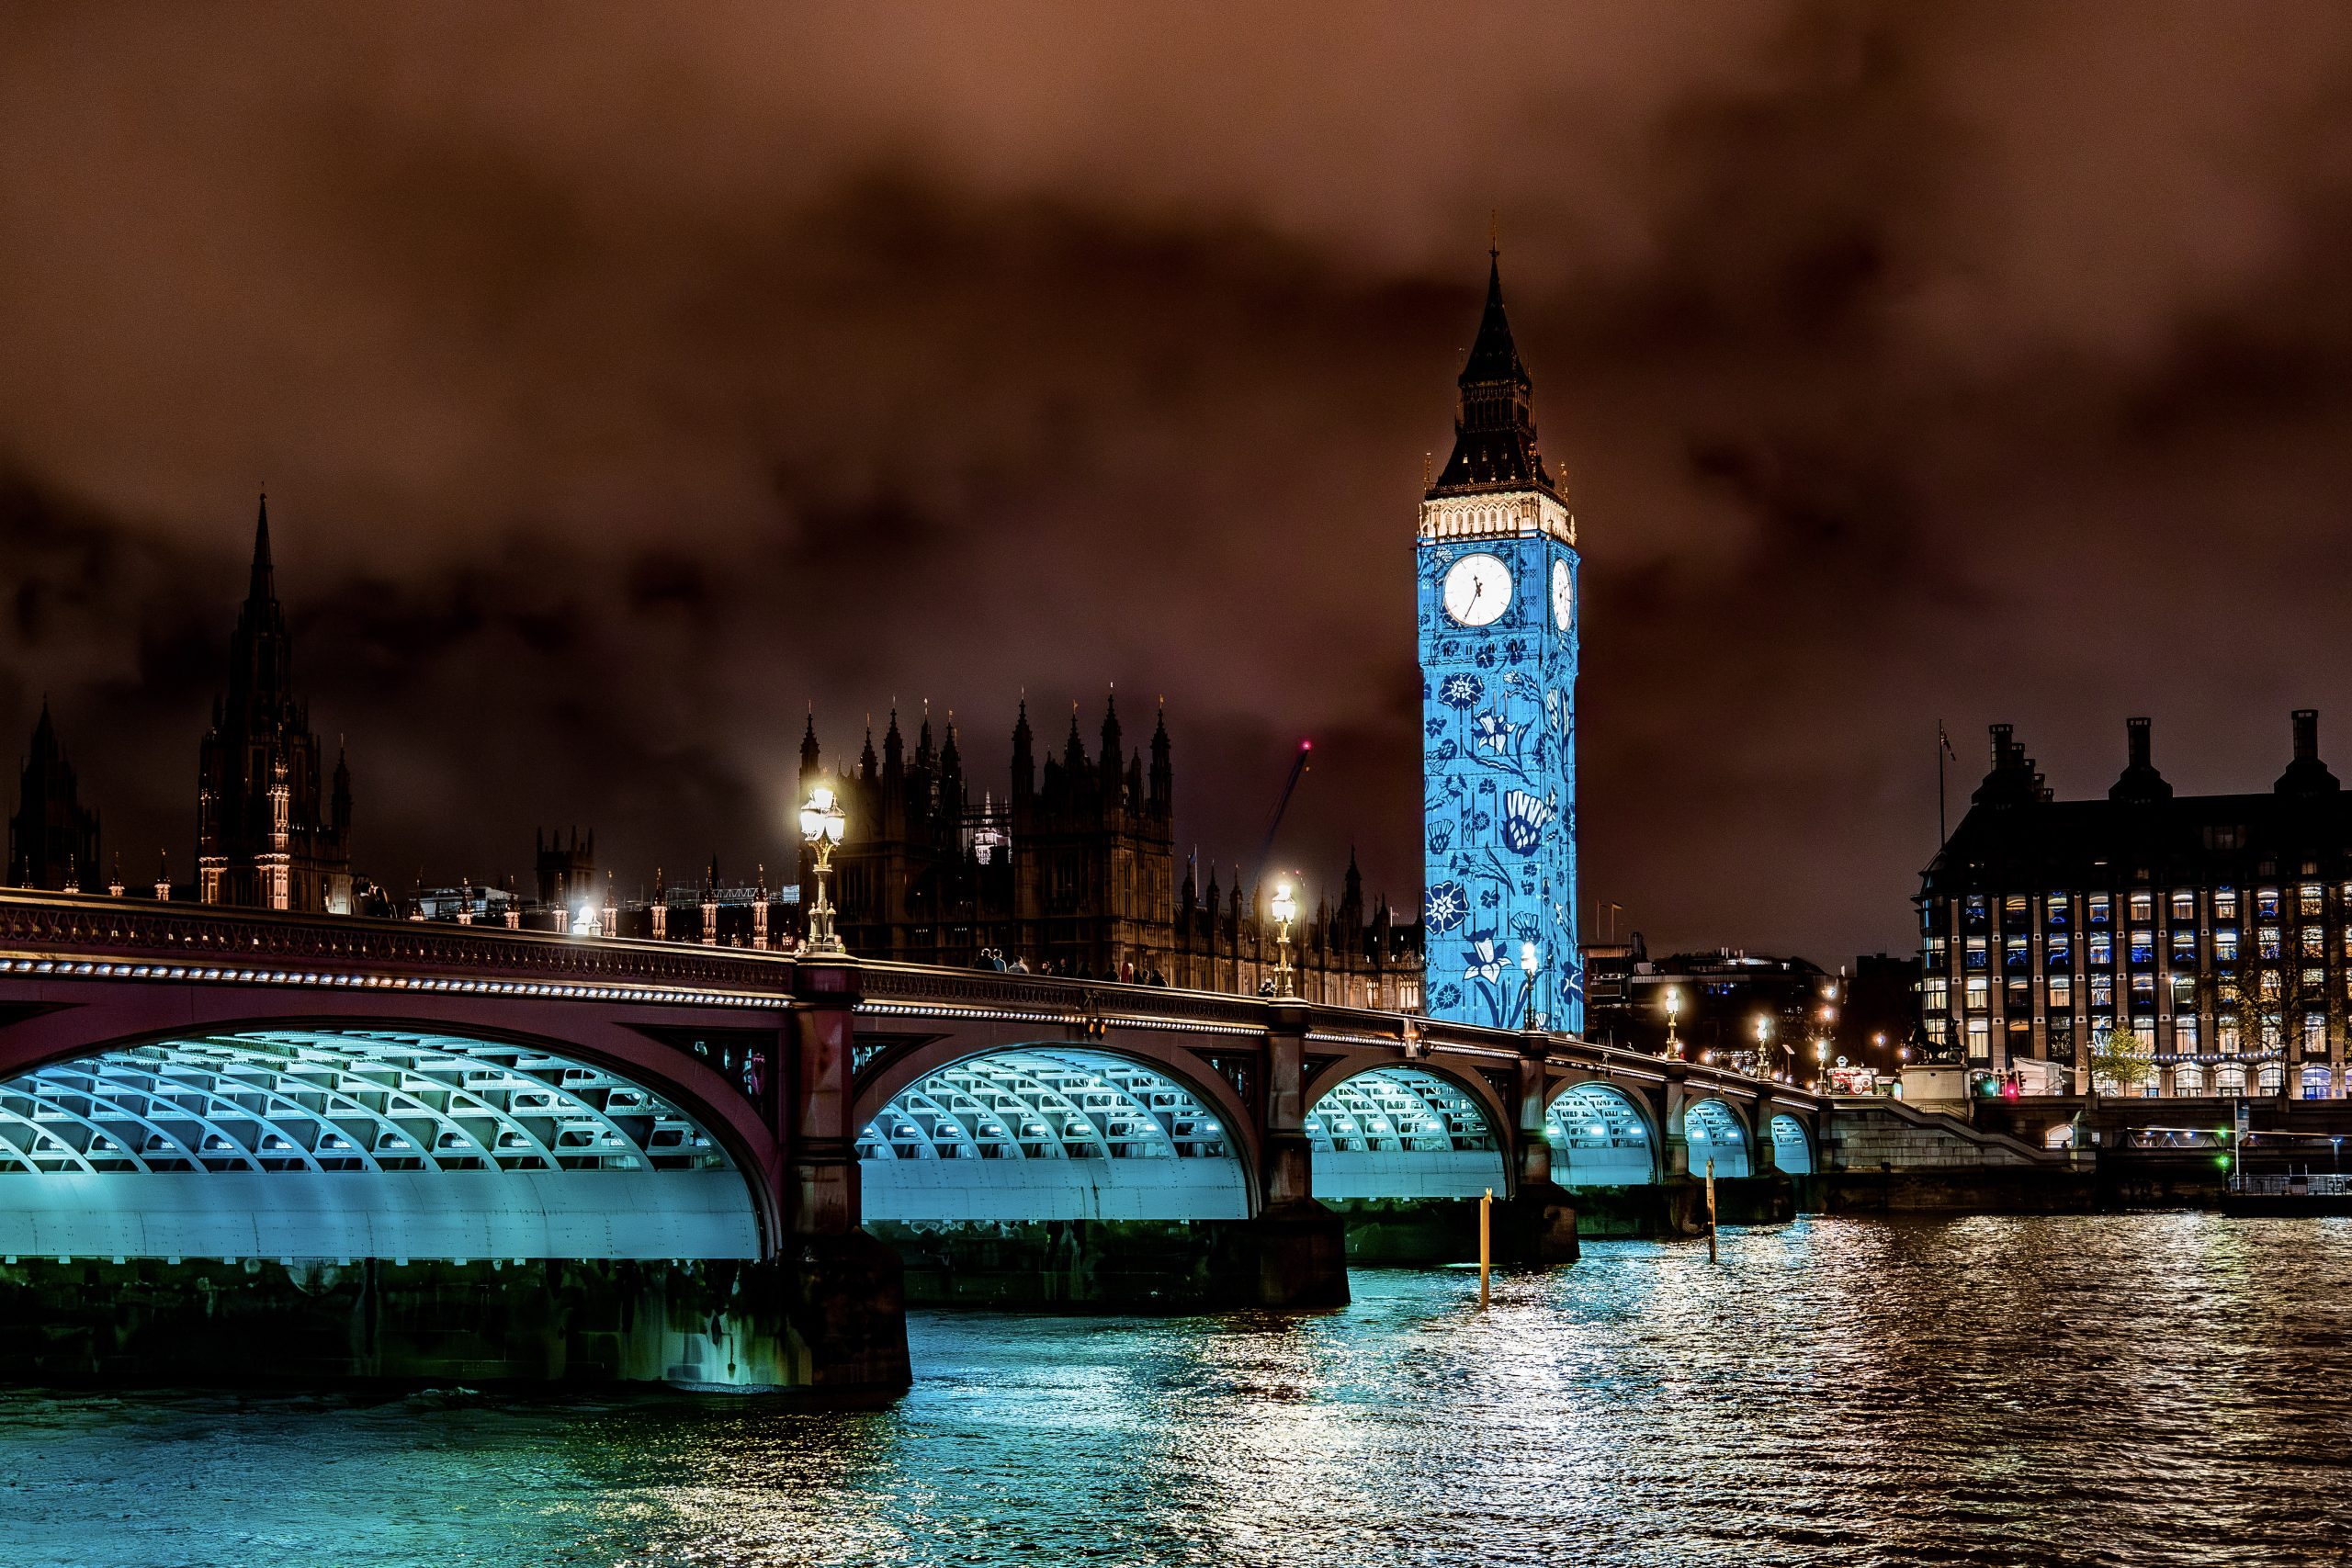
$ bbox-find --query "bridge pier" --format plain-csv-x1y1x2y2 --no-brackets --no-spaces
1489,1031,1578,1266
1660,1065,1693,1180
778,957,910,1393
1250,999,1350,1307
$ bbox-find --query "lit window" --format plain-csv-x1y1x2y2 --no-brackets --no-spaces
2258,926,2282,960
2219,1017,2243,1055
1965,1018,1990,1059
1926,1017,1950,1044
1964,938,1988,970
2177,1016,2200,1051
1923,978,1950,1011
2214,889,2239,921
1925,935,1948,961
2175,1061,2207,1096
2303,926,2325,958
2046,896,2070,929
2129,930,2154,965
2048,975,2073,1007
1964,896,1988,929
2171,972,2197,1004
2170,890,2196,921
2088,933,2114,966
2004,937,2030,971
2301,884,2325,918
2003,896,2028,922
2214,928,2239,961
2305,966,2326,992
2129,892,2154,922
2090,975,2114,1009
2305,1013,2329,1053
2131,974,2155,1002
2089,895,2112,926
2047,934,2073,966
2170,930,2197,964
1965,976,1989,1010
2258,888,2281,919
2302,1065,2334,1100
2260,969,2283,1001
2215,1062,2246,1093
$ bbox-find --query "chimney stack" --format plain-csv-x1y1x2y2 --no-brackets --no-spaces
2294,708,2319,761
2127,716,2152,770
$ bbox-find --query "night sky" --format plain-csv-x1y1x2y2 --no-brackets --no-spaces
6,3,2352,963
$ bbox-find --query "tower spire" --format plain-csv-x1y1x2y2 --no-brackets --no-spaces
1426,250,1555,500
249,491,276,604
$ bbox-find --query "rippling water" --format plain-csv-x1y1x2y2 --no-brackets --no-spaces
2,1214,2347,1568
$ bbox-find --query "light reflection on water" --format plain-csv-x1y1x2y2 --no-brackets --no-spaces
2,1214,2348,1567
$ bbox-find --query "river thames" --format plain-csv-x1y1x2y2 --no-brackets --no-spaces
0,1213,2344,1568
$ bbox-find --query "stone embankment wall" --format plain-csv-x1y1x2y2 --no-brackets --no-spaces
1822,1100,2101,1212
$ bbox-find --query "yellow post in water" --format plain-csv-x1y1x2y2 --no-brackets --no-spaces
1478,1186,1492,1310
1705,1156,1718,1265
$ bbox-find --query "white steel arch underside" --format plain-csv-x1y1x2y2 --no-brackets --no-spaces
0,1030,758,1261
1685,1096,1752,1179
857,1047,1250,1221
1305,1066,1504,1199
1770,1112,1814,1174
1546,1081,1656,1185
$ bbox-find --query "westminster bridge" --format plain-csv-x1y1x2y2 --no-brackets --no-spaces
0,890,1880,1395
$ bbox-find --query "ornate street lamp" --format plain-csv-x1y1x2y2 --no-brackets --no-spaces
797,784,848,955
1271,882,1297,998
1664,987,1683,1059
1755,1014,1774,1080
1521,941,1540,1030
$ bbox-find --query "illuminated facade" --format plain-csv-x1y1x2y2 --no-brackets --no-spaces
1418,254,1581,1031
800,698,1423,1002
1923,713,2352,1098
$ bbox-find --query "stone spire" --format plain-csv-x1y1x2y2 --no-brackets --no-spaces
1011,697,1035,799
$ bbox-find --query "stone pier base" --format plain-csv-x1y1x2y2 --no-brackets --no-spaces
1566,1176,1796,1237
876,1206,1350,1312
1327,1189,1580,1268
0,1239,910,1399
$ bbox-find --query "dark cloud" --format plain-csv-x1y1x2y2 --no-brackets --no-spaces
6,1,2352,958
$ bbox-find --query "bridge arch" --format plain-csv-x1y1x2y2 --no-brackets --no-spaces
0,1026,763,1263
1769,1111,1815,1175
1684,1096,1752,1179
1544,1078,1659,1185
855,1045,1253,1221
1303,1064,1506,1199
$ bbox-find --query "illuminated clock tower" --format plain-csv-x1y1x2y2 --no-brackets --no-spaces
1418,251,1581,1032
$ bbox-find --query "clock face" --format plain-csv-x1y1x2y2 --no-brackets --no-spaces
1552,558,1574,633
1442,553,1512,626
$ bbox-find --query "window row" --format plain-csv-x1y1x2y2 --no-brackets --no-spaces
1948,884,2344,934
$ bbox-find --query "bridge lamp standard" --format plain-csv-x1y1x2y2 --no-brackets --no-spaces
1521,942,1540,1031
798,784,848,955
1664,987,1683,1059
1755,1015,1774,1080
1271,882,1298,998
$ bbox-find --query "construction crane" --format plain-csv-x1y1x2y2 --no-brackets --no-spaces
1245,739,1313,890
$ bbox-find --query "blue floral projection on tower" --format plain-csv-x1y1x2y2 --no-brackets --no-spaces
1418,536,1582,1032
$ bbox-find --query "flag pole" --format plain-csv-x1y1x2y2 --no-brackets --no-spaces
1937,721,1949,844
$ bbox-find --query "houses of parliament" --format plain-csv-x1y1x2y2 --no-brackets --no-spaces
6,497,1423,1010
